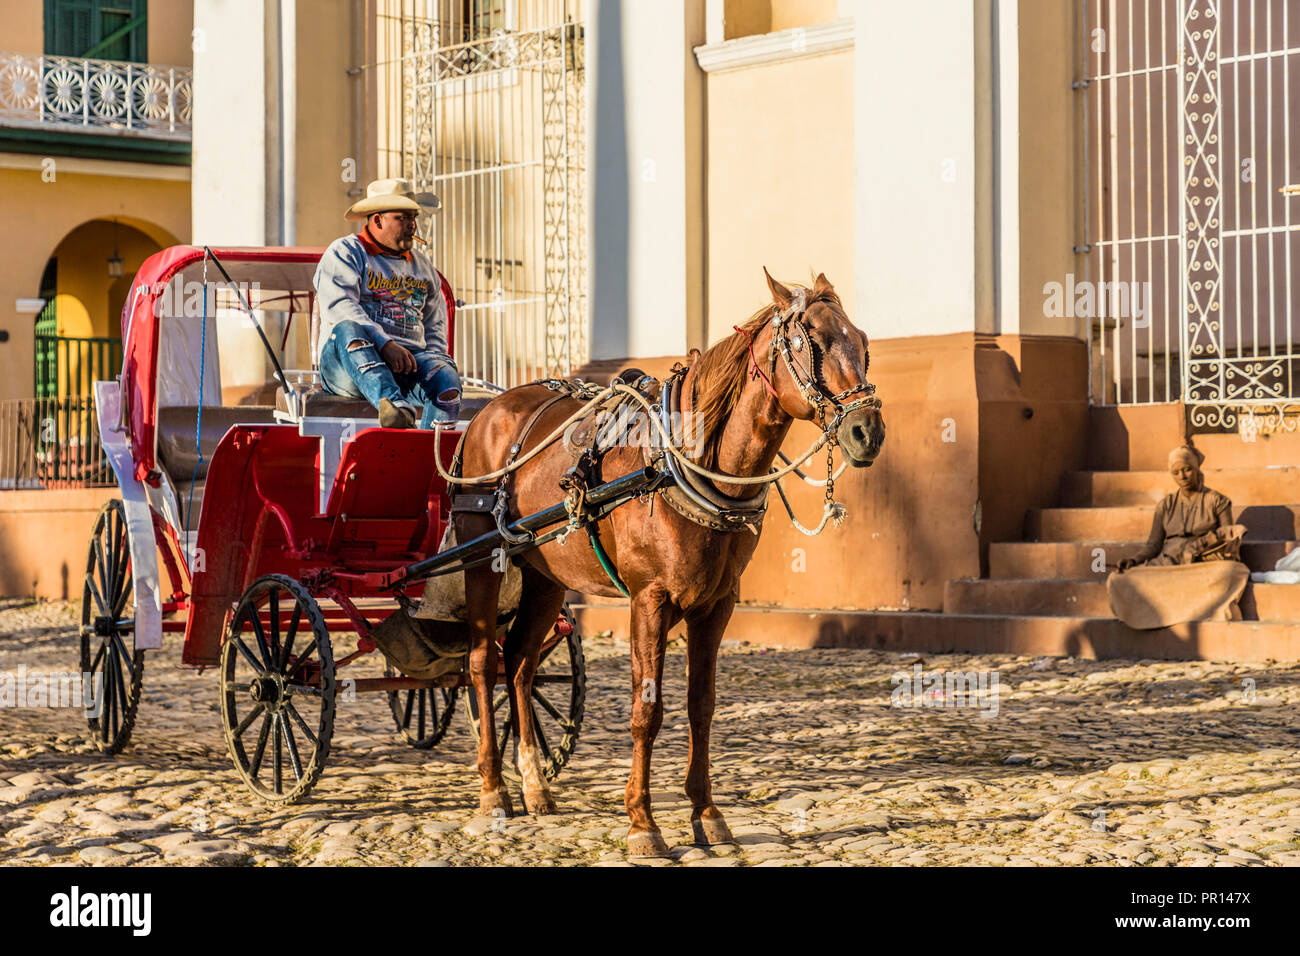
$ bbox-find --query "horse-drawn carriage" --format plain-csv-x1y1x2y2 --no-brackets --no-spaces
78,243,884,853
79,245,586,802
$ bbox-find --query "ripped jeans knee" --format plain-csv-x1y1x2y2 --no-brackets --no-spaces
318,322,461,429
319,323,392,399
418,367,462,427
350,342,386,375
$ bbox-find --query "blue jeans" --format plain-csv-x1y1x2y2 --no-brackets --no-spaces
319,320,461,427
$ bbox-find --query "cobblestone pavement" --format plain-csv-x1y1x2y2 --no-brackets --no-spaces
1,598,1299,867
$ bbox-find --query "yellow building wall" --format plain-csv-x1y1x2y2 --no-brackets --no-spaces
704,50,855,345
7,1,44,54
52,220,163,338
0,159,188,401
294,0,359,247
769,0,840,32
149,0,196,66
6,0,192,62
724,0,841,39
1018,0,1080,339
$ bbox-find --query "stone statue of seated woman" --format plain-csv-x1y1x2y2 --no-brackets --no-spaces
1116,445,1244,572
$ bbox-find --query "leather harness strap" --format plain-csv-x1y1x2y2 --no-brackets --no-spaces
733,323,781,401
507,393,571,470
452,390,571,548
647,370,771,534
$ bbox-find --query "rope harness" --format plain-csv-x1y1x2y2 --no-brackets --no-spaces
434,296,881,576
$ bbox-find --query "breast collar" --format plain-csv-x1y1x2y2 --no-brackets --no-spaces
645,371,770,534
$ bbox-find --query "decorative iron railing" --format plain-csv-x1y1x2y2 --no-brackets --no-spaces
0,396,114,490
34,335,122,400
0,51,192,140
1080,0,1300,430
372,0,587,390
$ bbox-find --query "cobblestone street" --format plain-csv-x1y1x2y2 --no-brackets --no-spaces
2,598,1299,867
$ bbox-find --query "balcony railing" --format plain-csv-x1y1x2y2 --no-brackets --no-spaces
35,334,123,400
0,396,114,490
0,52,192,141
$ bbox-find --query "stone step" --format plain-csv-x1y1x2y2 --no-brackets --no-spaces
945,577,1300,621
1026,504,1300,542
945,578,1111,617
1061,467,1300,508
577,604,1300,662
988,540,1298,579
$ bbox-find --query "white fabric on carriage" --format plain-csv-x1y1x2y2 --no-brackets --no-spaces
158,310,223,409
154,258,318,411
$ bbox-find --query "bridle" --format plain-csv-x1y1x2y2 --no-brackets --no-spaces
735,291,881,441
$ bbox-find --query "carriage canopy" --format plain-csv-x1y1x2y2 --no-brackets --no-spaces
119,246,324,483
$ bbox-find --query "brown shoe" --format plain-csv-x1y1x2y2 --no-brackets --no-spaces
379,398,417,429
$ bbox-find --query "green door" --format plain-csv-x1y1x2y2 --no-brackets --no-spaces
33,301,58,399
45,0,148,62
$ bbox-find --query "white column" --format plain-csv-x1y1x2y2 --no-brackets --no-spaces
846,0,993,338
994,0,1020,336
706,0,725,44
191,0,275,390
192,0,269,246
586,0,705,361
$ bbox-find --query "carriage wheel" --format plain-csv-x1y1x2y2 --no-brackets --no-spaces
79,499,144,755
465,605,586,781
220,575,335,803
385,662,459,749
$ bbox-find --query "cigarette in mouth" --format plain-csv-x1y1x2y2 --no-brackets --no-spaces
413,234,428,245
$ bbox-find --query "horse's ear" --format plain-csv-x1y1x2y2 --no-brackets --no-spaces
812,272,833,297
764,267,793,310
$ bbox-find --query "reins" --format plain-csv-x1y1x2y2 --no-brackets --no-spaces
429,296,879,536
430,379,836,487
733,322,781,401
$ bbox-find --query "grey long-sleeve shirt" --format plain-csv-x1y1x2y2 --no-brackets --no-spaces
313,233,451,360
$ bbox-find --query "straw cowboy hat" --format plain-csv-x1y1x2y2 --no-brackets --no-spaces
345,178,441,221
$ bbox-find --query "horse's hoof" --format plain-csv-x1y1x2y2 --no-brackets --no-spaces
480,789,513,817
691,817,734,846
523,789,558,816
626,830,671,858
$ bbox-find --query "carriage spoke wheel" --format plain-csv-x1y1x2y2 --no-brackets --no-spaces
221,575,335,804
465,605,586,782
385,662,459,749
79,499,143,755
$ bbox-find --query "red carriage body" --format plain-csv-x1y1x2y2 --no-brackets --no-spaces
81,244,584,801
111,245,460,665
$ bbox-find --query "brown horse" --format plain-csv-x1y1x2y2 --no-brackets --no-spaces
455,269,884,856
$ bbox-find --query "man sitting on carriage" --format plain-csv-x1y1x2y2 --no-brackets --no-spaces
313,178,461,429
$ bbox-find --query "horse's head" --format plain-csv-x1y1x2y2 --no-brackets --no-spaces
761,268,885,467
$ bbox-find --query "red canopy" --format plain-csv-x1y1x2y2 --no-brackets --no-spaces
118,245,456,484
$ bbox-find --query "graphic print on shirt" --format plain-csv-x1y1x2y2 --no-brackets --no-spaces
365,270,430,341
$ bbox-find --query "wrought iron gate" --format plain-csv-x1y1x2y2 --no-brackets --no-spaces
375,0,586,389
1082,0,1300,427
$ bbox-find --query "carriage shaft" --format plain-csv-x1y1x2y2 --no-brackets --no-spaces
390,467,667,586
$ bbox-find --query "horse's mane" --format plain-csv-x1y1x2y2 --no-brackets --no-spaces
688,282,843,468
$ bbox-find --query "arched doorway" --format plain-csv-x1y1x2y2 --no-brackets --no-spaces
35,219,164,398
15,218,170,487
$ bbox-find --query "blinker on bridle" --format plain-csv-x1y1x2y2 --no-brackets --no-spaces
733,294,880,439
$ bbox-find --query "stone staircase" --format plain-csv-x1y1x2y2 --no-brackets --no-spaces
944,465,1300,657
573,398,1300,661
